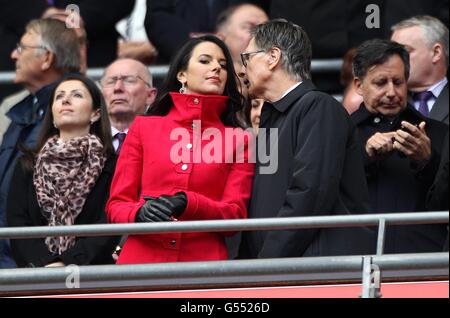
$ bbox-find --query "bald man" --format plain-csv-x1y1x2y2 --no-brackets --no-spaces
101,58,157,153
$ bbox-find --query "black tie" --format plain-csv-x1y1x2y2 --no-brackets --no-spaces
115,132,126,154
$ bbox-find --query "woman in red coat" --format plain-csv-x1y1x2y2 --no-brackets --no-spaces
106,35,255,264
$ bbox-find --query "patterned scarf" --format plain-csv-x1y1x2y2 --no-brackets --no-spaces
33,134,106,255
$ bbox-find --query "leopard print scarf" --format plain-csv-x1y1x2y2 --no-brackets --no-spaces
33,134,106,255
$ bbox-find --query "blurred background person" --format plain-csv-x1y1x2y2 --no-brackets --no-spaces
42,7,88,74
106,35,254,264
242,98,264,134
0,19,80,268
391,15,449,124
270,0,449,95
46,0,134,68
116,0,159,65
216,3,268,75
7,74,118,267
215,3,268,137
144,0,270,62
352,39,448,253
340,48,363,114
0,0,134,73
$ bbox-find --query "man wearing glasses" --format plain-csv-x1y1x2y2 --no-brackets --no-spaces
238,19,375,259
101,58,157,155
0,18,80,268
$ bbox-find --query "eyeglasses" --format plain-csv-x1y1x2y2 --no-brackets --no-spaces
101,75,151,88
15,42,48,54
240,50,265,67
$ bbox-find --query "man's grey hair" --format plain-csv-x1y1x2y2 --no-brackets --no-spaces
391,15,449,67
140,63,153,87
251,19,312,81
26,18,80,73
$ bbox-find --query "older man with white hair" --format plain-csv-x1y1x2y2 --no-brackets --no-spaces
391,15,449,124
101,58,157,154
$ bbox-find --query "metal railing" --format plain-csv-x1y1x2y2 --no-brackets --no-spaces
0,59,343,84
0,253,447,296
0,211,448,297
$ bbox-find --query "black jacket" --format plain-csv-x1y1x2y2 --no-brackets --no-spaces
6,155,119,267
239,80,375,258
351,104,448,253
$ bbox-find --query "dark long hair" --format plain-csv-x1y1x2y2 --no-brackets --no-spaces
21,74,113,171
147,35,245,127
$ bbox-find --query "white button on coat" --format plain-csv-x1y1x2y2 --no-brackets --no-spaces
181,164,188,171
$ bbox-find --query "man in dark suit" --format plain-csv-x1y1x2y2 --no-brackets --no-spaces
351,39,448,253
391,15,449,124
238,20,375,259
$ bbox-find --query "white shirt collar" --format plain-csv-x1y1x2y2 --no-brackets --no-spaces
278,81,303,101
428,77,448,98
111,126,128,137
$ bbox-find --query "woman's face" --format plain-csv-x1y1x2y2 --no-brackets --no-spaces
52,80,100,136
178,41,228,96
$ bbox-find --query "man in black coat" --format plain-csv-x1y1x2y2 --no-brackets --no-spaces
238,20,375,259
351,39,448,253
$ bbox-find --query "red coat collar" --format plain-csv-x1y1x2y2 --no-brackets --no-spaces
168,92,229,129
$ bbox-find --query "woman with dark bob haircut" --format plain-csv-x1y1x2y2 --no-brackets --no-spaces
106,35,255,264
7,74,119,267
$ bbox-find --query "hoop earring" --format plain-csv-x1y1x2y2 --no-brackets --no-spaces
179,82,186,94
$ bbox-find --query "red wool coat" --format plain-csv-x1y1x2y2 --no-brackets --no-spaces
106,93,255,264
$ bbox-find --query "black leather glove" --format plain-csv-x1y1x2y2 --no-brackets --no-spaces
155,192,187,218
135,196,171,222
